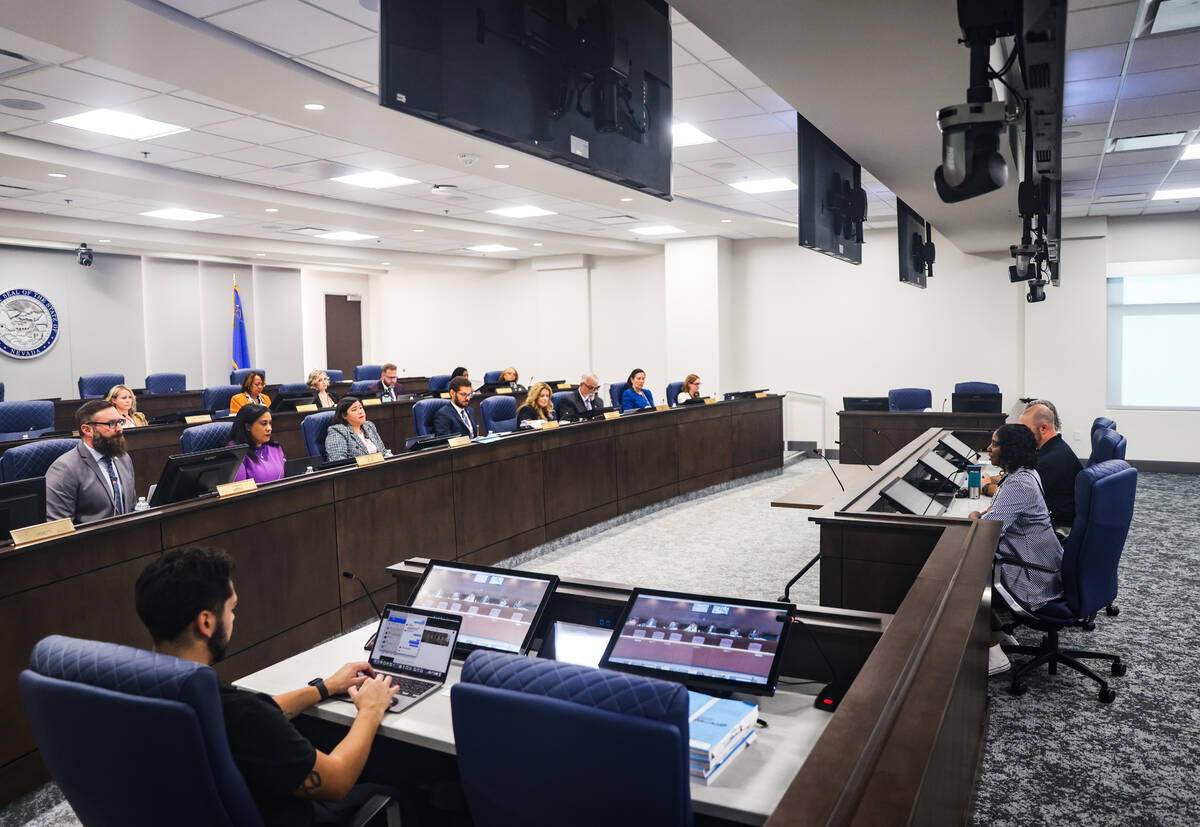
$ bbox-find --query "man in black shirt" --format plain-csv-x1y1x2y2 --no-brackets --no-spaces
1019,401,1083,527
135,547,400,826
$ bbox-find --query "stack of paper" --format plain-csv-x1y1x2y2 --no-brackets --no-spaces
687,691,758,785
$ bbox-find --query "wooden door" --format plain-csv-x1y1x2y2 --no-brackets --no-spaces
324,295,362,377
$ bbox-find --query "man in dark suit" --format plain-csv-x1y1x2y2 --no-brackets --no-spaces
45,400,137,524
1019,400,1082,527
368,363,403,402
434,376,477,437
557,372,605,421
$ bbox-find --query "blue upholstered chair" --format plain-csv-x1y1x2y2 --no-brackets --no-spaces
301,412,335,461
551,391,574,418
452,651,692,827
1090,417,1117,453
229,369,263,387
608,381,629,410
429,374,452,392
413,399,450,437
1089,429,1126,465
954,381,1000,394
0,400,55,442
888,387,932,411
348,380,376,395
277,382,309,394
997,460,1137,703
145,373,187,394
0,381,4,402
180,422,234,454
665,381,684,407
0,438,78,483
480,396,518,434
201,386,240,416
483,370,504,384
354,364,382,381
324,369,344,383
78,374,125,399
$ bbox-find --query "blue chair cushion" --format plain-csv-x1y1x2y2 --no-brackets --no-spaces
202,386,240,413
551,391,573,418
229,369,264,387
483,370,504,384
301,412,335,460
78,374,125,399
1089,429,1126,464
429,375,451,392
666,381,684,407
145,373,187,394
412,399,450,437
480,396,518,433
354,365,382,381
0,400,55,435
0,438,78,483
277,383,309,394
609,382,629,410
888,387,932,411
954,381,999,394
1060,460,1136,617
0,381,4,402
348,380,376,395
180,422,234,454
324,370,344,383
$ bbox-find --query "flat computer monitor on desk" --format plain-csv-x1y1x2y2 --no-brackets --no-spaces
0,477,46,542
842,396,889,412
937,433,981,467
724,389,768,400
878,477,948,517
951,392,1003,413
913,450,967,495
148,445,248,507
269,390,316,412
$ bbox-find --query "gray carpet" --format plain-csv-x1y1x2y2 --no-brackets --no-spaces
5,460,1194,825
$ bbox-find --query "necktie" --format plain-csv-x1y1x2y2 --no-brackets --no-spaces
459,407,472,436
103,457,124,515
584,396,591,410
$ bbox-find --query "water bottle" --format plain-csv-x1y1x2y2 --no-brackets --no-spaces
383,449,393,459
304,465,315,475
967,465,981,500
133,496,150,512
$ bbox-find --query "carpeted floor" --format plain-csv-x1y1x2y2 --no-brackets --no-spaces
5,460,1194,825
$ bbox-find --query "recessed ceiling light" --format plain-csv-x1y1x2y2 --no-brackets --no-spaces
1152,186,1200,200
97,239,111,243
630,225,685,235
255,253,266,256
54,109,188,141
532,242,544,247
487,205,557,218
1149,0,1200,34
331,171,419,189
720,219,733,223
468,244,519,252
265,208,279,212
47,172,67,178
381,261,391,265
730,178,798,194
317,231,378,241
494,163,510,169
412,228,425,232
1108,133,1185,152
140,207,222,221
1182,143,1200,161
304,103,325,111
672,123,717,147
620,197,633,202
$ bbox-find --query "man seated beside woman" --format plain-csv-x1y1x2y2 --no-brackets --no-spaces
106,384,148,427
228,403,285,484
325,397,388,461
517,382,556,424
229,371,270,414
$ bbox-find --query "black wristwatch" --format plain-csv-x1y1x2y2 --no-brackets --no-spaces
307,677,329,701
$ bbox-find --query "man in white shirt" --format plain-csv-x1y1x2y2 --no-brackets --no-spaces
45,400,137,523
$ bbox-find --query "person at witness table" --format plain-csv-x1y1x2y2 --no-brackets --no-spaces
306,369,337,409
368,363,403,402
621,368,654,411
967,424,1064,677
45,400,136,524
677,374,701,405
434,376,478,438
105,384,148,427
228,404,285,484
325,397,387,461
558,373,605,420
517,382,557,423
229,371,270,414
498,366,527,394
1016,399,1081,528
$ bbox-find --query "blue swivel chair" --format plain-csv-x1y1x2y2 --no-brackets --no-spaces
888,387,933,411
354,365,382,381
180,422,234,454
0,400,55,442
665,381,684,407
609,381,629,410
202,386,240,417
429,374,452,392
483,370,504,384
78,373,125,399
229,369,263,387
997,460,1137,703
1089,417,1117,462
551,391,574,418
277,382,309,394
954,381,1000,394
0,438,78,483
323,369,343,383
451,651,692,827
0,381,4,402
480,396,518,434
349,380,376,395
145,373,187,394
413,399,450,437
301,412,335,461
1089,429,1126,465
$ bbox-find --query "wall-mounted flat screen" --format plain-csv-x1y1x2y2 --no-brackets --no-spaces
798,113,865,265
896,198,934,289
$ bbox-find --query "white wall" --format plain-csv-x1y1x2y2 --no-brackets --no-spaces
299,268,370,377
250,265,304,386
199,261,251,387
142,257,203,385
664,237,726,397
589,252,667,398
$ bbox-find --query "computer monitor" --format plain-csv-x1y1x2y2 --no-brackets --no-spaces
723,389,769,400
408,560,559,656
916,450,966,493
951,392,1003,413
0,476,46,542
269,390,316,413
548,621,614,668
937,433,980,466
148,445,248,507
405,434,454,452
842,396,889,412
879,477,945,516
599,589,793,697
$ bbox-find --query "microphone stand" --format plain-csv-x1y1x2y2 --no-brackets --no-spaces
343,571,383,650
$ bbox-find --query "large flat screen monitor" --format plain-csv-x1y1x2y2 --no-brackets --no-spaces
0,476,46,542
951,392,1003,413
798,113,865,265
599,589,793,696
408,560,559,656
148,446,248,507
896,197,933,289
270,390,316,413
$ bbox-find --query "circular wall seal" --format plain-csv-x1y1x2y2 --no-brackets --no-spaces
0,289,60,359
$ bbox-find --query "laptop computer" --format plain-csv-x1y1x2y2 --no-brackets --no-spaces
367,604,462,713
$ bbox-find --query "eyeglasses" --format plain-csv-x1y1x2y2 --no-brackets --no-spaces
580,382,599,391
87,420,125,430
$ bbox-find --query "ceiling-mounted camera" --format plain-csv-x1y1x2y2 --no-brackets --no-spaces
76,243,93,267
1026,279,1047,303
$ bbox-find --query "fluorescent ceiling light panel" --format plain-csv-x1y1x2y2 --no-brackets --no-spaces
730,178,798,194
54,109,188,141
1182,143,1200,161
630,225,685,235
331,171,419,188
487,205,557,218
1108,133,1185,152
140,208,221,221
317,231,378,241
1152,186,1200,200
672,123,717,147
1150,0,1200,34
468,244,518,252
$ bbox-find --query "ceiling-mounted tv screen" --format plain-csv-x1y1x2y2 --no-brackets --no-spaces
797,113,865,265
379,0,673,199
896,198,935,289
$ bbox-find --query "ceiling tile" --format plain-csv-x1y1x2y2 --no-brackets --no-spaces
1063,100,1116,125
1115,88,1200,120
698,114,789,140
723,133,795,155
671,23,730,62
268,133,371,158
672,43,699,68
64,58,178,93
118,94,244,127
0,111,37,131
202,116,312,143
3,66,157,107
1061,122,1114,142
1062,139,1106,157
0,87,92,122
218,145,315,166
172,89,255,115
363,161,462,184
22,190,113,207
301,38,378,85
705,57,764,91
1065,43,1128,82
672,63,735,98
673,91,764,122
160,0,249,16
1096,170,1169,186
1128,30,1200,74
300,0,379,31
96,142,199,164
148,129,254,155
1112,112,1200,138
673,142,741,163
206,0,374,57
1062,154,1103,179
1122,64,1200,99
1064,76,1121,106
1067,2,1139,50
167,155,262,176
742,86,792,113
334,149,423,170
0,25,81,64
683,155,763,174
8,122,125,150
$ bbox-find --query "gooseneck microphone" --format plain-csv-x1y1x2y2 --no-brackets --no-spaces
344,571,383,651
833,440,873,471
813,448,844,492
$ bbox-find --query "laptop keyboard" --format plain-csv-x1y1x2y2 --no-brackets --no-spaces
391,676,434,697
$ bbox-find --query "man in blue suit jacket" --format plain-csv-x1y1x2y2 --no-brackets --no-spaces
434,376,478,438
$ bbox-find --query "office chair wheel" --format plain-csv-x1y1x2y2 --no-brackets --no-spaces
1111,660,1126,677
1081,617,1096,632
1106,604,1119,617
1008,681,1027,697
1098,687,1116,703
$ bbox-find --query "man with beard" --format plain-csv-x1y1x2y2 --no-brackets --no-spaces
45,399,137,523
135,547,402,826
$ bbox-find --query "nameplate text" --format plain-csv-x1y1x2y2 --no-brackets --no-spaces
11,518,75,547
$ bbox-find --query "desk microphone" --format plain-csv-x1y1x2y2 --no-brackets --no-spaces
813,449,844,492
833,440,873,471
871,428,900,456
941,397,948,412
343,571,383,651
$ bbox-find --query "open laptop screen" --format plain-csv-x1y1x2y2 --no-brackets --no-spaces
369,605,459,680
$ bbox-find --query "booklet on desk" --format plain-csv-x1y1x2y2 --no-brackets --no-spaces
691,730,757,786
687,691,758,779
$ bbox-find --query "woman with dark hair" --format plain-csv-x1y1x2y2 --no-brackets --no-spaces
229,371,270,414
228,403,285,483
324,397,387,461
620,368,654,411
970,423,1064,676
451,367,469,380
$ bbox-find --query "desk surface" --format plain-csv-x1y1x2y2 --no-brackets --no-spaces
236,625,831,826
770,465,875,510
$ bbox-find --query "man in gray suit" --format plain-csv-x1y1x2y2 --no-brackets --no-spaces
45,400,137,524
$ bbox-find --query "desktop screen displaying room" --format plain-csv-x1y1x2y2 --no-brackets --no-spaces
148,446,247,507
409,561,558,655
600,589,793,696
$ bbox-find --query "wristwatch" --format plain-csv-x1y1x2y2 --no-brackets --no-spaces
307,677,329,701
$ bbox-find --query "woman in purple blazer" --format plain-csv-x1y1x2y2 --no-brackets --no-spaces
228,403,285,484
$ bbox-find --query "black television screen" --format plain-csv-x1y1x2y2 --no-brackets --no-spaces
798,113,865,265
0,476,46,542
896,198,934,289
148,446,248,507
951,392,1003,413
379,0,673,198
842,396,889,412
270,390,316,413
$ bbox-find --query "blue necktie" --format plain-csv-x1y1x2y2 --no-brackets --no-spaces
103,457,124,515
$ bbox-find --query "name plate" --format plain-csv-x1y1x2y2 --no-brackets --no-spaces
495,386,512,394
755,392,768,398
440,393,451,399
184,414,212,424
541,420,560,430
11,518,75,547
448,436,472,448
216,479,257,498
355,452,384,467
654,404,669,412
603,411,621,421
295,403,318,413
361,398,382,406
557,383,572,390
704,397,717,405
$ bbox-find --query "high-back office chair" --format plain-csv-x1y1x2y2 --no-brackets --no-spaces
888,387,932,412
301,412,335,460
551,390,574,418
354,364,382,381
145,373,187,394
954,381,1000,394
323,369,343,383
202,386,240,417
1089,417,1117,461
0,381,4,402
480,396,517,434
609,381,629,410
412,399,450,437
0,400,55,442
180,422,234,454
78,373,125,399
665,381,684,407
428,374,452,392
277,382,309,394
483,370,504,384
0,438,78,483
451,651,692,827
348,380,376,395
1089,429,1126,465
229,369,264,387
997,460,1137,703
